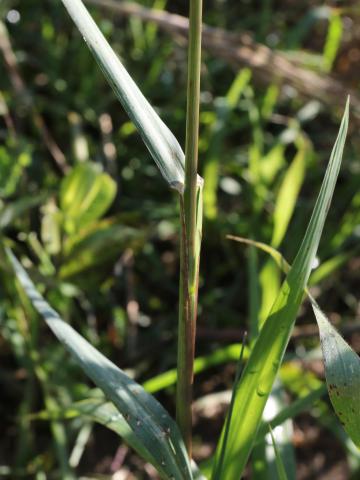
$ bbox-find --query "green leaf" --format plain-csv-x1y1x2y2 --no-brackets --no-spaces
271,141,308,248
60,163,116,234
214,98,349,479
315,306,360,448
228,234,360,450
7,250,193,480
61,0,192,192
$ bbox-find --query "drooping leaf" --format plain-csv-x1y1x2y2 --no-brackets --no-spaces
61,0,192,191
60,163,116,234
213,98,349,479
315,306,360,448
7,249,193,480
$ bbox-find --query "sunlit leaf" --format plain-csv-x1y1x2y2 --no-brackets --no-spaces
214,98,349,478
228,232,360,449
60,163,116,234
271,141,308,248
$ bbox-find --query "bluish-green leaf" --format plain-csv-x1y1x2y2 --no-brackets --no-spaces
61,0,191,191
7,250,193,480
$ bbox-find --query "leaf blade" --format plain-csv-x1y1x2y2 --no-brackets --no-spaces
61,0,187,191
214,98,349,478
7,249,193,480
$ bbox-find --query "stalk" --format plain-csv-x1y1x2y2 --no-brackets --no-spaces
176,0,203,455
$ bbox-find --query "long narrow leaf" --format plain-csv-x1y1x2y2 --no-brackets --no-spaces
214,98,349,478
7,249,193,480
228,235,360,450
61,0,187,191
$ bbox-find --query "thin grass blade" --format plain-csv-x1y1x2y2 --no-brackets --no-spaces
214,98,349,478
229,233,360,449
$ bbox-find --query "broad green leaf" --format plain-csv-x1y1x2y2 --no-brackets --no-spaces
214,98,349,478
271,141,308,248
61,0,190,192
258,258,280,329
7,250,193,480
60,163,116,234
228,235,360,450
315,306,360,448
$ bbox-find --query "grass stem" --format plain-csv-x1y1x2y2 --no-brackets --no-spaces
176,0,203,456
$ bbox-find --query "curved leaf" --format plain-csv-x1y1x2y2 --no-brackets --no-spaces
7,249,193,480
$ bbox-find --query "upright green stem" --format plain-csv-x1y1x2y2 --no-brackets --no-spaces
176,0,203,455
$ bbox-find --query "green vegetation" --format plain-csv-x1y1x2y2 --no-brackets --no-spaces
1,1,360,478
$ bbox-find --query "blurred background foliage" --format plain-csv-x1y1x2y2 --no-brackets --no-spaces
1,0,360,478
